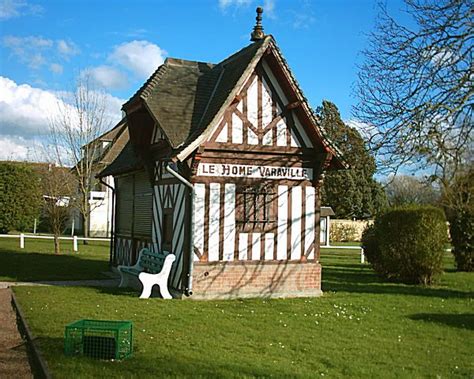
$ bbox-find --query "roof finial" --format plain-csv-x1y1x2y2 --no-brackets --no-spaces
250,6,265,42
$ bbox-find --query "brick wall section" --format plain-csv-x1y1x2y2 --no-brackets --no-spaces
190,260,322,300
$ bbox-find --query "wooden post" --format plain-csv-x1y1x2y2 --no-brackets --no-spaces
20,233,24,249
71,219,75,237
360,248,365,264
33,218,37,234
73,236,78,252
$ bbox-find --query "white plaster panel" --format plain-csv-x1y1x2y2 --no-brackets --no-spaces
232,113,243,144
247,76,258,127
193,183,206,261
265,233,274,260
216,123,228,143
223,184,236,261
251,233,261,260
277,185,288,260
208,183,220,261
305,186,316,259
290,186,302,260
239,233,248,260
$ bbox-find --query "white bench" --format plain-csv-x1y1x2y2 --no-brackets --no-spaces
118,248,176,299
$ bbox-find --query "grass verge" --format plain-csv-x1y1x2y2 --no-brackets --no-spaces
0,238,110,281
12,250,473,378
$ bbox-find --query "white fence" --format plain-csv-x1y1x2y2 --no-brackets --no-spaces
0,234,110,252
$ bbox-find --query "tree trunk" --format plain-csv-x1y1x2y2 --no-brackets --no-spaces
82,195,90,245
82,214,89,245
54,234,60,254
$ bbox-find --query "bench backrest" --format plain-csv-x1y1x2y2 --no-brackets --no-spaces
137,248,170,274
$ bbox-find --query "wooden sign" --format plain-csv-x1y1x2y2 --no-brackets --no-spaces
197,163,312,180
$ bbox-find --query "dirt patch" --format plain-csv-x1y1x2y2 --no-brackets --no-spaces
0,288,33,378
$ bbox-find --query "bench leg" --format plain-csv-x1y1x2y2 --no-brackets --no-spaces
156,275,172,299
139,284,153,299
118,272,128,288
138,272,172,299
138,273,154,299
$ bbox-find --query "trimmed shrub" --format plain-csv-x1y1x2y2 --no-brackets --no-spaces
449,210,473,272
361,206,448,285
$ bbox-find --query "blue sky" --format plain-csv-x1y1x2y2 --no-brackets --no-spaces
0,0,409,161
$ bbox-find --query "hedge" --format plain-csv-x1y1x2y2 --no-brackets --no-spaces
0,162,42,233
362,206,448,285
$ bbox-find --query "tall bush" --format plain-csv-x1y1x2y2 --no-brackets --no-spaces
0,162,42,233
362,206,448,285
449,210,473,272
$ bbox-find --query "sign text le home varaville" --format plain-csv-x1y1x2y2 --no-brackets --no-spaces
99,7,346,299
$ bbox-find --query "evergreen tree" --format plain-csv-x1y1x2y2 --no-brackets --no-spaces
318,100,386,219
0,162,42,233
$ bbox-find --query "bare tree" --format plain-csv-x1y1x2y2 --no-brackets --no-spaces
354,0,473,184
38,164,75,254
385,175,440,206
48,75,112,241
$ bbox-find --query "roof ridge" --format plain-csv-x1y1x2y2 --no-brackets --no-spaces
122,62,168,109
217,36,270,68
165,57,215,67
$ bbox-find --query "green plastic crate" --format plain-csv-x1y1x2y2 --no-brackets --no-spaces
64,319,133,360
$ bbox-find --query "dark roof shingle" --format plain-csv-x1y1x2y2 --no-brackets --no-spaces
123,40,266,150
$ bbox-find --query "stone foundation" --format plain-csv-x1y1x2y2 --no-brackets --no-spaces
190,260,322,300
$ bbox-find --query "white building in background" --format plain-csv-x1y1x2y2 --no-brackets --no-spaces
76,120,129,238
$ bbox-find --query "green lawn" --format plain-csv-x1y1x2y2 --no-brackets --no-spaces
12,250,473,378
0,237,110,281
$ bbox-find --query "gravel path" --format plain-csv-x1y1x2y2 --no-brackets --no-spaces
0,288,33,378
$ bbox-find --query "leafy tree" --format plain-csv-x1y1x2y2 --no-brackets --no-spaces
443,165,473,271
318,101,387,219
385,175,440,207
0,162,42,233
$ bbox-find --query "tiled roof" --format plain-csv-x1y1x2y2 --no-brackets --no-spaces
98,139,141,177
122,39,266,150
103,35,346,176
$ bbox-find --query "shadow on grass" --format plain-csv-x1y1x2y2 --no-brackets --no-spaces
37,336,294,378
322,265,473,299
0,249,109,282
408,313,474,330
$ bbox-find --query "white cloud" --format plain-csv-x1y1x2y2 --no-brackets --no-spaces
263,0,276,19
0,76,124,141
218,0,252,9
57,39,80,57
3,35,80,78
85,65,128,90
0,135,31,160
0,0,43,20
345,119,378,140
0,76,59,136
50,63,63,74
2,35,79,70
109,40,166,79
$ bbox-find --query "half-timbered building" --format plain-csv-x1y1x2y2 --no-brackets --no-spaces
99,8,346,299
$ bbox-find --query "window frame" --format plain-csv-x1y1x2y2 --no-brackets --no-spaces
236,183,276,232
